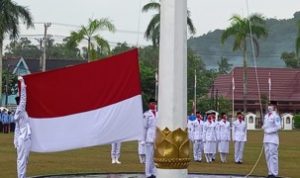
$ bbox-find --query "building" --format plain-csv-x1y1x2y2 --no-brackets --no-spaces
213,67,300,123
2,57,87,107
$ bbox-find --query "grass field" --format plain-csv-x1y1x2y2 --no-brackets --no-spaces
1,130,300,178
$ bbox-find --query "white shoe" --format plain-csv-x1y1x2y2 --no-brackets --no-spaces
112,159,116,164
115,159,121,164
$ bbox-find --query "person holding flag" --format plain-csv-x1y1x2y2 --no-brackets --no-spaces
14,76,32,178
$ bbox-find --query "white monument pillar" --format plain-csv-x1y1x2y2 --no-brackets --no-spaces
155,0,189,177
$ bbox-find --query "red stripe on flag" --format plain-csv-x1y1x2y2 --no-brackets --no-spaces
23,49,141,118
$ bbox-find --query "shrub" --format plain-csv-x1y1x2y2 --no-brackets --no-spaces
294,115,300,129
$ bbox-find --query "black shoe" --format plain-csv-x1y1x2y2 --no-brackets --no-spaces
238,161,243,164
212,158,215,161
147,175,156,178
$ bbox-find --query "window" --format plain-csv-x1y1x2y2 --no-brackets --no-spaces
286,117,290,124
249,116,254,124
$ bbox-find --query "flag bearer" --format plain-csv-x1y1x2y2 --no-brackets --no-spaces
14,76,31,178
217,113,231,163
111,142,122,164
262,103,281,178
143,98,157,178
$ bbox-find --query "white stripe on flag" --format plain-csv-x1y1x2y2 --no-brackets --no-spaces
30,95,143,152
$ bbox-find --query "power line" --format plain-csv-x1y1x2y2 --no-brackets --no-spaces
34,21,144,34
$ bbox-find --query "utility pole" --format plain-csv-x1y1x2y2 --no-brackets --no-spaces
42,23,51,72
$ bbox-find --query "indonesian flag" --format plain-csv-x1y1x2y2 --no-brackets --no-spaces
23,49,143,152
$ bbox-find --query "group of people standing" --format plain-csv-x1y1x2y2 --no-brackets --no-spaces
0,109,15,133
188,103,281,178
188,111,247,164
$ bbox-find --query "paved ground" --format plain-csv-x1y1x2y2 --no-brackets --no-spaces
31,173,265,178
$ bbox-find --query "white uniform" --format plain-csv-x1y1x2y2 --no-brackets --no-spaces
14,80,31,178
203,121,217,163
192,119,204,161
111,142,121,164
187,116,196,141
232,119,247,163
138,112,147,164
262,111,281,176
217,120,231,162
143,110,157,177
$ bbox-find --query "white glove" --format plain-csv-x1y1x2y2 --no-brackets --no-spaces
18,76,23,81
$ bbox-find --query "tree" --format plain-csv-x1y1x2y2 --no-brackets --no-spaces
221,14,267,112
0,0,33,99
296,20,300,58
5,37,41,58
142,0,196,47
66,18,115,61
111,42,132,55
218,57,233,74
281,51,299,68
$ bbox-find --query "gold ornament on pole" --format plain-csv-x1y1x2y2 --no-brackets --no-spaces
154,128,190,169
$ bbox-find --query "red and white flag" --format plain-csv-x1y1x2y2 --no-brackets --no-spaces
23,49,143,152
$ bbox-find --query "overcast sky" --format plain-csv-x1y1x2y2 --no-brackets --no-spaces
7,0,300,48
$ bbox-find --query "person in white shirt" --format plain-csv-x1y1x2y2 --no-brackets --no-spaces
203,114,217,163
262,103,281,178
211,112,217,161
111,142,122,164
14,76,31,178
143,98,157,178
187,113,196,142
232,112,247,164
192,111,204,162
217,113,231,163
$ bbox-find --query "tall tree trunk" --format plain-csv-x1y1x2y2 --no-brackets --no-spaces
0,40,3,101
243,48,248,113
87,37,91,61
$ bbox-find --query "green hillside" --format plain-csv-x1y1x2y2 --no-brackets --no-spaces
188,11,300,69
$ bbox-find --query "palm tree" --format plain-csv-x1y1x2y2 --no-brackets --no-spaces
142,1,196,47
66,18,115,61
221,14,267,112
0,0,34,100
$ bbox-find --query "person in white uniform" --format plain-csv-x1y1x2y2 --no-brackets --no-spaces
192,111,204,162
14,76,31,178
232,112,247,164
262,103,281,178
211,112,217,161
143,98,157,178
217,113,231,163
203,114,217,163
111,142,122,164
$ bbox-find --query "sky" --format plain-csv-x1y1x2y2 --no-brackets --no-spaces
5,0,300,48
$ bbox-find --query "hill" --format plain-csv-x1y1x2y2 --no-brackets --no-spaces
188,11,300,69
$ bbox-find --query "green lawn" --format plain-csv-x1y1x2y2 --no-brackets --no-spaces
1,131,299,178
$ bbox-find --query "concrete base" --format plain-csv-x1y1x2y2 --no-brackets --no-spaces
156,169,188,178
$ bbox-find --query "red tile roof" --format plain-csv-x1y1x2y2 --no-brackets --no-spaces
214,67,300,102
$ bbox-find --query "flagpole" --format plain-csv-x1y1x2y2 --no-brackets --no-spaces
232,70,235,123
268,72,271,102
194,69,197,114
156,0,189,177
